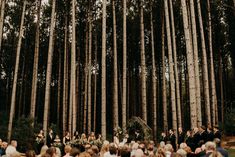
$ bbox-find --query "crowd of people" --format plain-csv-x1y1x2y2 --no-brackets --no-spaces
0,125,229,157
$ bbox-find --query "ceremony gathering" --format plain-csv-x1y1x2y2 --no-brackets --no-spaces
0,0,235,157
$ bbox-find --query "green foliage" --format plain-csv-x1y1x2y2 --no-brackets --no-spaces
11,117,41,153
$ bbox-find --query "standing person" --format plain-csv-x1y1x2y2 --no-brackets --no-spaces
46,129,55,147
199,126,208,144
213,126,221,140
185,130,195,152
88,132,96,145
5,140,17,157
73,131,80,140
193,127,200,148
35,130,45,154
168,129,176,151
63,131,71,146
160,132,168,143
178,127,185,145
207,127,214,142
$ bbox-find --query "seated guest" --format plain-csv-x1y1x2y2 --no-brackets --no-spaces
214,138,228,157
203,141,216,157
5,140,17,157
63,145,72,157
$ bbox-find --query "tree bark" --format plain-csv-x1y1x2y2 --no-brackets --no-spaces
150,5,157,142
101,0,107,139
30,0,41,125
71,0,77,134
161,14,168,131
0,0,5,51
140,0,147,122
189,0,202,126
43,0,56,144
197,0,211,126
207,0,217,126
63,14,68,135
181,0,197,128
164,0,177,134
122,0,127,131
87,2,92,133
168,0,182,128
112,0,119,129
7,0,27,142
57,50,61,127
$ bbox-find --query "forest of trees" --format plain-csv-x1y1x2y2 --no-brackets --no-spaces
0,0,235,142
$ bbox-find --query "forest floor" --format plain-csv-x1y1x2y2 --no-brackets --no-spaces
223,136,235,157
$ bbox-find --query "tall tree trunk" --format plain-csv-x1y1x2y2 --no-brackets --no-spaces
140,0,147,122
219,49,224,127
168,0,182,128
63,15,68,134
0,0,5,51
83,24,88,133
122,0,127,131
87,3,92,133
93,30,98,133
150,5,157,141
197,0,211,126
189,0,202,126
18,55,26,118
30,0,41,125
43,0,56,144
57,51,61,127
207,0,217,126
101,0,107,139
181,0,197,128
7,0,27,142
71,0,77,134
164,0,177,134
112,0,119,129
161,14,168,131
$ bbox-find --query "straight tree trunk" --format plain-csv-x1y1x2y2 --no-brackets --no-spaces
71,0,77,134
93,30,98,133
168,0,182,128
207,0,217,126
161,14,168,131
7,0,27,142
122,0,127,131
219,49,224,127
140,0,147,122
150,5,157,141
30,0,41,125
0,0,6,51
197,0,211,126
63,15,68,134
189,0,202,126
112,0,119,129
164,0,177,133
101,0,107,139
181,0,198,128
43,0,56,144
57,51,61,127
83,24,88,133
87,3,92,133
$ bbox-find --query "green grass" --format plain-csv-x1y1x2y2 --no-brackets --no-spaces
228,149,235,157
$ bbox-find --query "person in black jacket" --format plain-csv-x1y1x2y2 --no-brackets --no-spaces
46,128,55,147
213,126,222,140
178,127,185,145
199,126,208,144
160,132,168,143
193,127,200,151
207,127,214,142
168,129,176,151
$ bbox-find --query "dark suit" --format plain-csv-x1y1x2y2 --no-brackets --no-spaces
178,132,185,145
169,133,176,151
46,133,55,147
